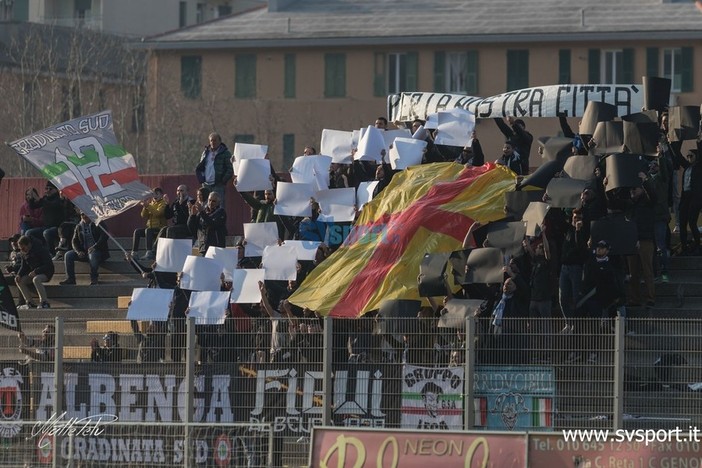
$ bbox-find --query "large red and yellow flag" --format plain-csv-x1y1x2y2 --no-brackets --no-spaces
288,162,515,317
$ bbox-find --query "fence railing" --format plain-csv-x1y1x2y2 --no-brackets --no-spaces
1,314,700,467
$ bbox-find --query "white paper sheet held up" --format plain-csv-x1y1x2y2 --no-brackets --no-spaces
229,269,265,303
235,159,273,192
389,137,426,170
232,143,267,174
243,222,279,257
320,129,354,164
180,255,223,291
154,238,193,272
205,246,239,281
127,288,174,321
273,182,314,217
315,187,356,222
187,291,231,325
262,244,298,280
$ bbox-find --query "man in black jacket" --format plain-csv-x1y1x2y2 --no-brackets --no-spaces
165,184,194,239
60,212,110,286
12,235,54,309
25,182,71,255
188,191,227,255
494,116,533,174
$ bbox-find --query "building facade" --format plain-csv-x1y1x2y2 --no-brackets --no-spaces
6,0,262,37
137,0,702,173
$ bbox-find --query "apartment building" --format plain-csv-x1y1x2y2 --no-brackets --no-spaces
135,0,702,174
5,0,263,37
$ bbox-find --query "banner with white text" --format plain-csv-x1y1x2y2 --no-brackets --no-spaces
388,84,643,121
8,110,152,223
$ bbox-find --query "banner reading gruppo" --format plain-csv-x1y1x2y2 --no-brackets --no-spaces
388,84,644,122
8,110,151,223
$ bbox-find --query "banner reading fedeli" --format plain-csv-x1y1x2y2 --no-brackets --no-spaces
388,84,644,122
288,162,515,318
7,110,152,223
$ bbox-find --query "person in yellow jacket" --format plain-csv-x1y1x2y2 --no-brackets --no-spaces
131,187,168,261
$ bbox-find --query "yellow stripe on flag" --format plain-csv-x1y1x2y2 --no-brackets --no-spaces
288,163,515,317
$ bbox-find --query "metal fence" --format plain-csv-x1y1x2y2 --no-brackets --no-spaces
1,313,700,467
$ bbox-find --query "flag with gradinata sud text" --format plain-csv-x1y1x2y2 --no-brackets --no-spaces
8,110,151,223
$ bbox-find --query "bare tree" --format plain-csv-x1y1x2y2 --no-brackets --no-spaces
0,23,146,177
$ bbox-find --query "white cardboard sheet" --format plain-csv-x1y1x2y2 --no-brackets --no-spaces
126,288,174,321
232,143,267,174
320,129,354,164
235,159,273,192
154,238,193,273
262,244,298,280
243,222,279,257
389,137,426,170
187,291,231,325
205,246,239,281
180,255,223,291
229,269,266,304
273,182,314,217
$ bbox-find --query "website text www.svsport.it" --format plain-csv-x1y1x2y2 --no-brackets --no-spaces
563,427,702,446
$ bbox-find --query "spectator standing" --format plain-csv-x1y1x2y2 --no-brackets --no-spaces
456,132,485,167
650,149,672,282
677,147,702,255
496,141,522,175
559,209,589,333
13,235,54,309
188,191,227,255
574,240,621,364
494,116,533,174
131,187,168,261
60,213,110,286
19,188,43,234
626,173,657,307
524,233,554,363
196,132,233,209
18,325,55,361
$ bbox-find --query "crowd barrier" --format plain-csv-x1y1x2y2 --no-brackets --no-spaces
1,314,700,467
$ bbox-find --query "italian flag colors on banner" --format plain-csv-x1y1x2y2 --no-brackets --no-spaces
289,162,515,317
531,397,553,428
401,365,465,431
8,110,152,223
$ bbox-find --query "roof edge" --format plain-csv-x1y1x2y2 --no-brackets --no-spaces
133,30,702,50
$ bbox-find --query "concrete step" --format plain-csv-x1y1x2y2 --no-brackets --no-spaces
2,259,139,275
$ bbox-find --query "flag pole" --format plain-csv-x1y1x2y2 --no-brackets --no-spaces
97,223,146,275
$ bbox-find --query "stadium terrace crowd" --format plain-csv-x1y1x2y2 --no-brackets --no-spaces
6,107,702,369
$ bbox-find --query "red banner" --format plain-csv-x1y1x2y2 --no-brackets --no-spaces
310,427,526,467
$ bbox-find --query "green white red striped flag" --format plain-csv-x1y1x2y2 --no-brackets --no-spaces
531,397,553,428
8,110,151,223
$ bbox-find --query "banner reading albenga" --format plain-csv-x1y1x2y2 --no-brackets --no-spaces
8,110,152,223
